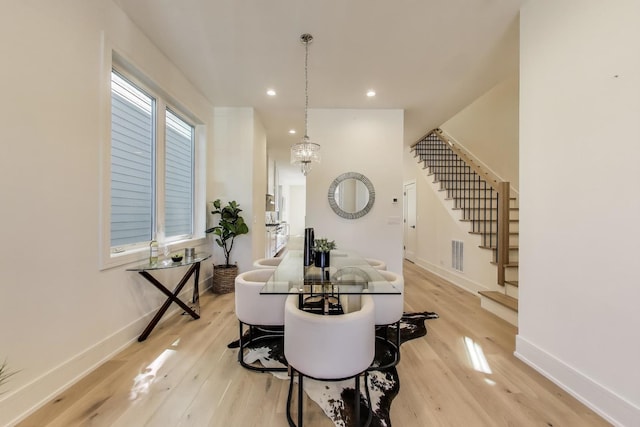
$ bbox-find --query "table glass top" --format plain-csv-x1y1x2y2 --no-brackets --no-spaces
127,253,211,272
261,250,400,295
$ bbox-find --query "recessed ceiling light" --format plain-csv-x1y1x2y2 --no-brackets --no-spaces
366,90,376,97
289,129,296,134
267,89,276,96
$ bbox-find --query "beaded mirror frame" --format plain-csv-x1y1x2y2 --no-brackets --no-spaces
327,172,375,219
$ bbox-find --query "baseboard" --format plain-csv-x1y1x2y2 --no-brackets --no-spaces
515,335,639,427
413,257,490,295
2,274,213,427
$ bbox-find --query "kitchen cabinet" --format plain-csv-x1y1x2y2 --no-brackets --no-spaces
265,223,289,257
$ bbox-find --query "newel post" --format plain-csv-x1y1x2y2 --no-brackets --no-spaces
497,181,510,286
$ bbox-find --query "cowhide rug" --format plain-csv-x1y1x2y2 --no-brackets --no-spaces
228,311,438,427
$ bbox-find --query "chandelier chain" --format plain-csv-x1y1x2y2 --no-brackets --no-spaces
291,33,319,176
303,35,310,138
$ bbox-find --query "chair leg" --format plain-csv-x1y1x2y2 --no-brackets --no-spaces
285,368,305,427
394,319,401,365
237,321,287,372
286,370,370,427
354,373,374,427
298,372,304,427
354,374,360,426
363,372,373,427
369,321,402,371
286,367,296,426
238,320,244,364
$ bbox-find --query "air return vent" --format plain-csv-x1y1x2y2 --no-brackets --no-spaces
452,240,464,272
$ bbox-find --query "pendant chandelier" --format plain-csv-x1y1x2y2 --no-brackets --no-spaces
290,33,320,176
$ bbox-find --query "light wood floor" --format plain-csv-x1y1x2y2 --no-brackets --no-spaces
18,261,610,427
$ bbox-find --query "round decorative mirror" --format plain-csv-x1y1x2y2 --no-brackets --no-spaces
328,172,375,219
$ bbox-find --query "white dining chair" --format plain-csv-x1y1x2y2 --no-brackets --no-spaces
252,256,283,269
235,268,287,372
365,258,387,270
369,270,404,370
284,292,375,427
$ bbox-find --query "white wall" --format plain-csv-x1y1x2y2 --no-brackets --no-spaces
253,115,268,262
441,76,520,191
518,1,640,425
0,1,216,425
286,184,306,237
305,109,404,273
210,107,267,270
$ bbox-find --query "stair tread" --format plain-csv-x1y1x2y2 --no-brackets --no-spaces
445,204,498,207
469,231,520,235
437,187,494,191
469,231,519,236
479,291,518,311
445,196,518,202
490,261,519,267
479,245,519,250
459,218,519,222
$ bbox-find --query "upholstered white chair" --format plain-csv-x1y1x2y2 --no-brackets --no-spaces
235,268,287,372
370,270,404,370
252,256,283,269
284,292,375,427
365,258,387,270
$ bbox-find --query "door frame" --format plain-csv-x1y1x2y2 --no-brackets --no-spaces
403,180,417,262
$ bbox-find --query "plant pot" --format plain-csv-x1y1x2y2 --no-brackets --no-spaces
212,264,238,294
314,251,330,268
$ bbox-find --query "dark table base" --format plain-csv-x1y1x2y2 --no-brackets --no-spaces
137,261,201,342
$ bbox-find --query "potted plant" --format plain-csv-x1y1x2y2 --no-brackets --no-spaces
206,199,249,293
312,238,336,268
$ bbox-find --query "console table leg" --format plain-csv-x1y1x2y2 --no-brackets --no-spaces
137,262,202,342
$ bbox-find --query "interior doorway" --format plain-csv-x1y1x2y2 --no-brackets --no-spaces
403,181,417,262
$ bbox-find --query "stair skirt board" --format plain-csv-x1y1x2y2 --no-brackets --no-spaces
480,295,518,327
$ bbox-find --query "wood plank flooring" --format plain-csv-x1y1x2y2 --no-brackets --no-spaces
17,261,610,426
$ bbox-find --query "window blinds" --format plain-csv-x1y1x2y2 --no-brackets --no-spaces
165,109,194,238
110,71,155,248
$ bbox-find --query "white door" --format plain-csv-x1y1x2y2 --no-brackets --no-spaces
403,182,417,262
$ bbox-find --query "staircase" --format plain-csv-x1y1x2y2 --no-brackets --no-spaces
411,129,519,326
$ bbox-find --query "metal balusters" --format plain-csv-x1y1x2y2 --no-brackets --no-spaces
411,129,512,286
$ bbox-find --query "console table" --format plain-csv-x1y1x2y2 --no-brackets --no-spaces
127,253,211,341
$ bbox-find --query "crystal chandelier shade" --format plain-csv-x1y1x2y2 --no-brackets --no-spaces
290,33,320,176
291,136,320,176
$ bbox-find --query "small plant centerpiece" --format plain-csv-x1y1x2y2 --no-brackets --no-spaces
312,238,336,269
206,199,249,293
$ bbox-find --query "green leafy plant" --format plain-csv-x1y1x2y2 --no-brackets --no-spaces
206,199,249,267
312,238,336,253
0,360,17,395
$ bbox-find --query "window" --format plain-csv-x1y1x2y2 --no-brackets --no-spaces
164,109,194,238
109,69,195,256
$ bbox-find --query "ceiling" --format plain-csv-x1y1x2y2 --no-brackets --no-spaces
113,0,520,181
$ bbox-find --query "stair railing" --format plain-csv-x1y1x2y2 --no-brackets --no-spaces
411,129,511,285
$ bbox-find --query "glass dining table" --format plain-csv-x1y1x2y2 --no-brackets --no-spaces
261,249,400,314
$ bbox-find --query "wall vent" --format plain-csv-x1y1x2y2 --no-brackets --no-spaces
452,240,464,272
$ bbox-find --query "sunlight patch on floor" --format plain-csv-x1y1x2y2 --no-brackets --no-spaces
129,339,181,400
463,336,492,374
